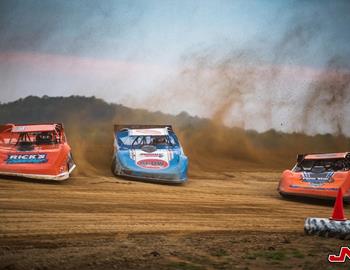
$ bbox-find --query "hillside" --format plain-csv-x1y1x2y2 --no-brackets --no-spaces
1,96,350,270
0,96,349,174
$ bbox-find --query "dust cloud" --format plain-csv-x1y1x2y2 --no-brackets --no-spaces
303,57,350,135
149,4,350,137
65,106,350,177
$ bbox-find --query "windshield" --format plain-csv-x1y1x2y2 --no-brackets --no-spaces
117,130,180,149
1,131,59,146
293,158,350,172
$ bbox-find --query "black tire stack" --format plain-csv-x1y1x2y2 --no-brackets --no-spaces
304,217,350,240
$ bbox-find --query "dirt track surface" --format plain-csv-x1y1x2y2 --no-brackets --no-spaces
0,171,349,269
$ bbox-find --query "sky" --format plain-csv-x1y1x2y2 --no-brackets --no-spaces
0,0,349,135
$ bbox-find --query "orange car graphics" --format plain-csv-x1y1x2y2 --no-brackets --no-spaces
0,123,76,180
278,152,350,201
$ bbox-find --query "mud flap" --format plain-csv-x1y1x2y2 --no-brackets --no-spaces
68,152,75,172
111,157,122,175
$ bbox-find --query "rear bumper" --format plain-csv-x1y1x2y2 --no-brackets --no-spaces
121,174,187,184
113,155,187,184
115,169,187,184
0,164,76,181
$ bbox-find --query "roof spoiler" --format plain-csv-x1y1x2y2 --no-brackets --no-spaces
0,123,64,133
114,124,173,133
297,152,350,161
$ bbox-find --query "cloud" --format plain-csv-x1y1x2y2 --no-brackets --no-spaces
0,52,174,104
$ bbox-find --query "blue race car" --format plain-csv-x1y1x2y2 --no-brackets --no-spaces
112,125,188,184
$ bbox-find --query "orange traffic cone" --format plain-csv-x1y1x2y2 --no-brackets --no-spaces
330,189,346,221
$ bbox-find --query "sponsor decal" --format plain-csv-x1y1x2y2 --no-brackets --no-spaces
328,247,350,263
6,153,48,164
132,149,173,169
135,129,162,135
130,149,136,160
12,126,27,132
140,153,164,158
136,159,169,169
302,172,334,187
129,128,168,136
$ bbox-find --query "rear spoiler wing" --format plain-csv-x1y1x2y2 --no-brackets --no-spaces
296,152,350,163
114,124,173,133
0,123,64,133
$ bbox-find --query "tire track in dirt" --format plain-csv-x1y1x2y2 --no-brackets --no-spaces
1,171,347,237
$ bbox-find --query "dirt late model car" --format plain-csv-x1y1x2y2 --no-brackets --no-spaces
112,125,188,184
278,152,350,201
0,123,76,181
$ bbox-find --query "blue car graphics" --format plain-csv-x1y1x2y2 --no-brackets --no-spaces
112,125,188,183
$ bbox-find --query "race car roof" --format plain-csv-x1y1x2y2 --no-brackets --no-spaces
304,152,349,160
11,124,57,133
128,128,169,136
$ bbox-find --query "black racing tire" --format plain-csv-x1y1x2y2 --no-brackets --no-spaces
304,217,350,240
111,157,117,175
279,192,295,200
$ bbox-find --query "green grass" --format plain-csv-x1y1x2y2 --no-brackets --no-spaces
244,250,287,261
245,253,257,260
166,262,205,270
263,251,287,261
291,249,305,259
210,248,229,257
244,249,307,262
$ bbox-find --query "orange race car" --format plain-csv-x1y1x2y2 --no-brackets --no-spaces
0,123,76,181
278,152,350,201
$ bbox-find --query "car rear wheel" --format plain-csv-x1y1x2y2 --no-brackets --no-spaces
279,192,294,199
